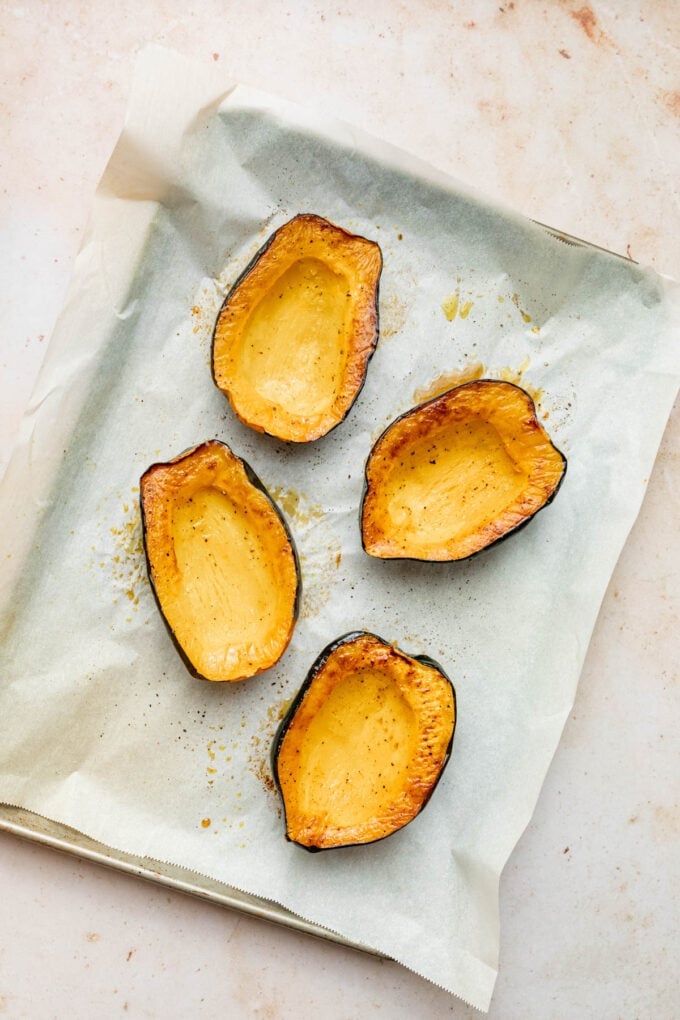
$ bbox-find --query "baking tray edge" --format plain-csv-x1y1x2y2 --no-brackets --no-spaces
0,803,382,957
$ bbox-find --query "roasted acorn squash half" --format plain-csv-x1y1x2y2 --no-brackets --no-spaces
273,632,456,851
212,213,382,443
140,440,300,682
361,379,566,561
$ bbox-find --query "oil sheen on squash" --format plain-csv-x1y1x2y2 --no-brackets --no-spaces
361,380,566,561
212,214,382,442
273,632,456,850
140,441,299,682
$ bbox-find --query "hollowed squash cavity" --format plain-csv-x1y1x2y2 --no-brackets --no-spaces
212,214,382,442
273,632,456,850
361,380,566,561
140,441,299,682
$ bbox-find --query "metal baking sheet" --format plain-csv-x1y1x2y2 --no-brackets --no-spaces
0,221,623,956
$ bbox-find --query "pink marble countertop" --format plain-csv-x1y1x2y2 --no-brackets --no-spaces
1,3,678,1016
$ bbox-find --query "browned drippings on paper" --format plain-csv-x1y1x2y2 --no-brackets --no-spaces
413,358,544,410
414,362,485,402
498,356,544,406
511,292,533,324
442,289,474,321
380,293,408,340
269,486,324,528
109,492,148,620
248,698,292,808
267,487,335,617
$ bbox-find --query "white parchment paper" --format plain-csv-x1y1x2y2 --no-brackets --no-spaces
1,47,679,1011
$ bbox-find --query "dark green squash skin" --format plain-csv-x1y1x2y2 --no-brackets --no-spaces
360,379,567,563
140,439,301,683
272,631,457,852
210,213,383,443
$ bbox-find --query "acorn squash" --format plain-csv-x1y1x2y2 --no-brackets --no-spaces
140,440,299,682
273,632,456,850
361,380,566,561
212,214,382,442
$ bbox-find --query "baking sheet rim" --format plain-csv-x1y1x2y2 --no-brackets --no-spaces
0,801,383,956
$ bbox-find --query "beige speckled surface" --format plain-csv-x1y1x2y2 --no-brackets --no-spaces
1,2,678,1016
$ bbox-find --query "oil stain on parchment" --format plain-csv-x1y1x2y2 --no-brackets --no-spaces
199,725,248,841
414,362,485,402
379,292,408,340
442,288,475,321
297,539,343,620
413,357,545,412
199,697,293,834
107,489,149,623
442,283,541,335
497,356,544,406
268,486,325,529
247,697,292,810
189,300,216,365
268,485,340,619
510,292,534,324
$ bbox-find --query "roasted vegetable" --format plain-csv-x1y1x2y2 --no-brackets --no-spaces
212,213,382,442
140,440,299,682
273,632,456,850
361,379,566,561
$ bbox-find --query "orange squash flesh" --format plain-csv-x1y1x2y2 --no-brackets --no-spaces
361,380,566,561
140,441,299,682
212,214,382,442
273,632,456,850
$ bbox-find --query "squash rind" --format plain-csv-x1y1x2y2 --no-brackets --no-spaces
272,631,456,851
361,379,567,561
212,213,383,443
140,440,300,682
